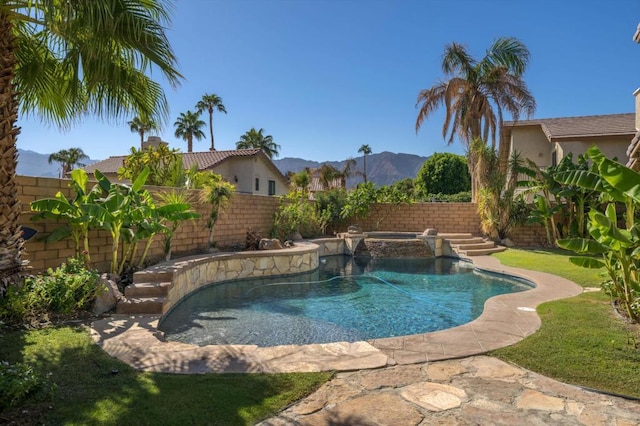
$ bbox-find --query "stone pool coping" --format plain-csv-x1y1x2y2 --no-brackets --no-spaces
90,255,583,374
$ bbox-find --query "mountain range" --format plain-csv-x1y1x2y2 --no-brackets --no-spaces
273,151,428,187
16,148,428,187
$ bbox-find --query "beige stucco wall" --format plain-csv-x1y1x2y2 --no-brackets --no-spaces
557,136,630,163
209,156,288,196
509,126,553,167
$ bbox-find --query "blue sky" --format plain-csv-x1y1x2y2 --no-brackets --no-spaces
17,0,640,162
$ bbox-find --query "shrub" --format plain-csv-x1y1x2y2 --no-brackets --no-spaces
0,361,53,411
0,258,104,325
271,191,322,240
415,153,470,197
314,189,348,234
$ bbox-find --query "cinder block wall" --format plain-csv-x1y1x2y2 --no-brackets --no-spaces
17,176,545,273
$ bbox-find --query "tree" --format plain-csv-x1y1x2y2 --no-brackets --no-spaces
236,128,280,159
174,111,206,153
118,144,184,187
48,148,89,178
1,0,181,290
319,164,341,190
195,93,227,151
128,116,158,149
414,153,470,197
358,144,372,183
415,37,536,200
200,173,235,248
340,158,357,188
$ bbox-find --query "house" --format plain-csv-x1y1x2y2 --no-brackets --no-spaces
627,25,640,171
83,144,289,196
503,113,636,168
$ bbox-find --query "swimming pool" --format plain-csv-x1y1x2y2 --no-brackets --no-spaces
159,256,533,347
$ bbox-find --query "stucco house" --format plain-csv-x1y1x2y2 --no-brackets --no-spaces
83,144,289,196
503,113,636,169
626,25,640,171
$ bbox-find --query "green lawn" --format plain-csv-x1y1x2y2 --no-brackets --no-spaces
0,325,331,425
491,248,640,398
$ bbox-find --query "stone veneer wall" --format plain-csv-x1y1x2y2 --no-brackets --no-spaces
148,243,320,312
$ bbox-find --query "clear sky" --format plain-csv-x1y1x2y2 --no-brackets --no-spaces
16,0,640,162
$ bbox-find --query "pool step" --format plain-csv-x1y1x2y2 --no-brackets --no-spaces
116,296,168,315
440,233,506,257
124,281,173,298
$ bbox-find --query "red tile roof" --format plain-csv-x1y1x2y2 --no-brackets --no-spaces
504,113,636,141
83,148,286,180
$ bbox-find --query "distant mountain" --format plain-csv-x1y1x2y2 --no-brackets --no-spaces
273,151,429,187
16,149,99,178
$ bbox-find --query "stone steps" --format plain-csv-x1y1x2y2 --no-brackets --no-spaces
116,296,168,315
441,233,505,257
124,281,173,298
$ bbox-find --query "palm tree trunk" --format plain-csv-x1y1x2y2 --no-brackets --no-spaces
497,128,511,176
188,135,193,153
363,155,367,183
208,109,215,151
0,11,25,294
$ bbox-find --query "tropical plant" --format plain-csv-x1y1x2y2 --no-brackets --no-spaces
271,190,322,240
289,168,311,194
319,164,342,190
472,140,528,240
30,169,103,263
200,173,235,248
415,152,470,197
314,189,349,235
128,116,158,149
357,144,372,183
195,93,227,151
556,146,640,321
1,0,181,292
415,37,536,200
118,144,184,187
47,148,89,178
155,190,201,261
236,128,280,159
174,110,206,153
340,182,412,230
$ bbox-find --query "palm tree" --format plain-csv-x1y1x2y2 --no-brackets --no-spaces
358,144,372,183
0,0,181,289
236,128,280,159
200,173,235,249
128,116,158,149
174,111,206,153
319,164,341,190
48,148,90,178
415,37,536,200
340,158,357,188
195,93,227,151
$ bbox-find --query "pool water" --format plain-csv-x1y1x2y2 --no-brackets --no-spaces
159,256,533,347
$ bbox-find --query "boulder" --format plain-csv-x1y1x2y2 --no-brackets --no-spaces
259,238,285,250
500,238,515,247
284,240,295,248
423,229,438,236
93,274,123,315
287,231,303,241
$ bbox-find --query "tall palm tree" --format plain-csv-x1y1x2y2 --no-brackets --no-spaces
48,148,89,178
174,111,206,153
236,128,280,159
195,93,227,151
128,116,158,149
340,158,357,188
0,0,181,289
358,144,372,183
415,37,536,200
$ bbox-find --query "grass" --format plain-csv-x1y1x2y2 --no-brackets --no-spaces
491,248,640,398
0,325,332,425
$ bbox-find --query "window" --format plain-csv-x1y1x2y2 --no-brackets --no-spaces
255,178,260,192
268,180,276,195
551,150,557,167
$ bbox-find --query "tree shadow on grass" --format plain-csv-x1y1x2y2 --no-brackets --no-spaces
0,324,329,425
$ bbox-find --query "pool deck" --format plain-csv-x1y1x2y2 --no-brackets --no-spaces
90,255,583,374
90,256,640,424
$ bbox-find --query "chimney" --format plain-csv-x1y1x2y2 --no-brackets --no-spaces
142,136,168,150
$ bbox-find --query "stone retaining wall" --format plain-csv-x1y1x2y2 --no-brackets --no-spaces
135,243,320,312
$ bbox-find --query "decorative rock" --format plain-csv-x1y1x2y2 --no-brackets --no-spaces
93,274,123,315
259,238,284,250
400,382,467,412
283,240,294,248
516,389,564,412
423,228,438,236
347,224,362,234
287,231,303,241
500,238,515,247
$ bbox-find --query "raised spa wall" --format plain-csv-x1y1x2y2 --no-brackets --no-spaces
130,234,449,315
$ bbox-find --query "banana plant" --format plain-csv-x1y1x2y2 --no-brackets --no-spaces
557,146,640,321
30,169,102,263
